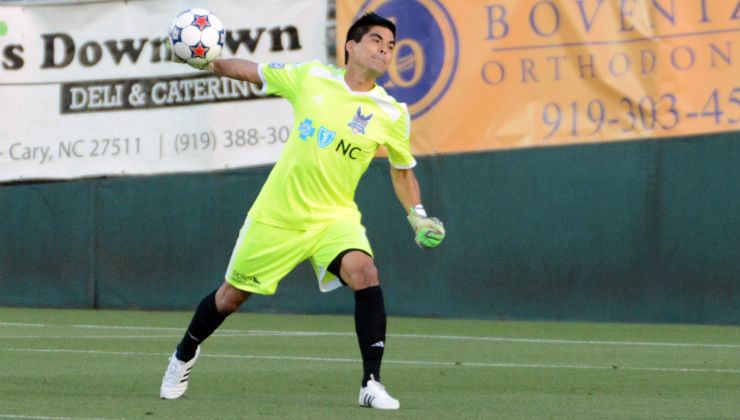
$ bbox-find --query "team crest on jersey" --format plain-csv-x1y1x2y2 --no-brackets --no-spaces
317,127,336,148
348,107,373,135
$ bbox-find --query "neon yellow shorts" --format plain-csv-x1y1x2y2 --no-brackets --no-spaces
224,217,373,295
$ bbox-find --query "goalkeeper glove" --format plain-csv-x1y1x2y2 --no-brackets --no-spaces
407,205,445,251
165,37,185,65
165,37,212,70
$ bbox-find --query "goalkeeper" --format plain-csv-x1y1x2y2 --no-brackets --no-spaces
160,12,445,410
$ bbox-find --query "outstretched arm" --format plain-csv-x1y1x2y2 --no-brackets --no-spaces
210,59,261,84
390,167,445,251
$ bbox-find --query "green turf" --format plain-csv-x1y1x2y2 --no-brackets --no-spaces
1,308,739,419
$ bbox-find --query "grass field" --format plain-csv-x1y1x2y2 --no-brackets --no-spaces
1,308,739,419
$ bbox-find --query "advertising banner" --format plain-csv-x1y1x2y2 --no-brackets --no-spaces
337,0,740,154
0,0,327,182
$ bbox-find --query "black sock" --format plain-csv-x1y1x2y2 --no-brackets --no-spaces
175,289,227,362
354,286,386,387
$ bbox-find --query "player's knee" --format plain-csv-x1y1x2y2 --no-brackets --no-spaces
346,262,379,291
216,283,250,314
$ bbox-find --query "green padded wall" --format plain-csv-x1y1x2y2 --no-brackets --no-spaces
0,182,95,307
1,131,739,323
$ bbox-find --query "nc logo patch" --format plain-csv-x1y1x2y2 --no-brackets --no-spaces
317,127,336,148
348,107,373,135
355,0,459,119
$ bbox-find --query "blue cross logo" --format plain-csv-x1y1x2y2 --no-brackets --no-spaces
317,127,336,148
299,118,316,140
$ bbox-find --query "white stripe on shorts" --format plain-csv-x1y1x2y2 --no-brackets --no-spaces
224,217,252,282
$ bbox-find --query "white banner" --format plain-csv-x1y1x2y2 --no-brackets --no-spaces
0,0,327,182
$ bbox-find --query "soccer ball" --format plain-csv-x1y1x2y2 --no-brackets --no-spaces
168,8,225,69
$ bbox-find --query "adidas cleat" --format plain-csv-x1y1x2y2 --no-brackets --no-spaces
160,346,200,400
358,375,400,410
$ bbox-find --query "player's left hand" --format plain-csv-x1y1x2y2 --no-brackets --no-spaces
165,37,186,65
165,37,214,70
407,206,446,251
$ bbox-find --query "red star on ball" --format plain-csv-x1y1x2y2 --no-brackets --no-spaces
189,41,209,58
191,15,211,31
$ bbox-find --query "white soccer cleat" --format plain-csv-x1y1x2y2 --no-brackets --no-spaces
358,375,400,410
160,346,200,400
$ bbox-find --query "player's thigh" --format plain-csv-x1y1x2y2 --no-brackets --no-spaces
225,218,310,295
309,218,374,292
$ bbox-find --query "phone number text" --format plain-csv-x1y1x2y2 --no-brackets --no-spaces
169,126,290,156
541,87,740,140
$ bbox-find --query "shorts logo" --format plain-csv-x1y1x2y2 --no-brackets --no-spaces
355,0,459,119
317,127,336,148
348,106,373,135
231,271,260,287
299,118,316,140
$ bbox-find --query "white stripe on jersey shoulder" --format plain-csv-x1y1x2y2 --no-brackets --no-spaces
258,60,317,94
306,62,407,122
261,60,316,75
402,104,411,138
257,64,269,95
308,62,345,81
368,88,405,122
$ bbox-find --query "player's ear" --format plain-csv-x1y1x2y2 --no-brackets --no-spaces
343,41,351,65
345,40,356,57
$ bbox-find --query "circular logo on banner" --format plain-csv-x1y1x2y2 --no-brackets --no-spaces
354,0,459,119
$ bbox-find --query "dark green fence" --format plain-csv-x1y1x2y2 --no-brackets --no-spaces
2,131,739,323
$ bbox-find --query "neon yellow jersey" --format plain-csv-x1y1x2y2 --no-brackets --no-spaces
248,60,416,229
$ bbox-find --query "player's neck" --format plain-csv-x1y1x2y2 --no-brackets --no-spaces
343,66,377,92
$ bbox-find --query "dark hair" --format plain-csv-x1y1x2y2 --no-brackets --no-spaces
344,12,396,64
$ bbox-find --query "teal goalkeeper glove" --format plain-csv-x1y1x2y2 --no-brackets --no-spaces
407,205,446,251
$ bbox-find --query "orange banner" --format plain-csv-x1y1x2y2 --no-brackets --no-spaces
337,0,740,154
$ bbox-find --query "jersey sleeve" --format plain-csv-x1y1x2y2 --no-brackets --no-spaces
385,105,417,169
257,60,316,102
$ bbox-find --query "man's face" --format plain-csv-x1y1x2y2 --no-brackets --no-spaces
347,25,396,76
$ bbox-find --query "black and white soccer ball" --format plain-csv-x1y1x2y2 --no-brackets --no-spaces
169,8,225,69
